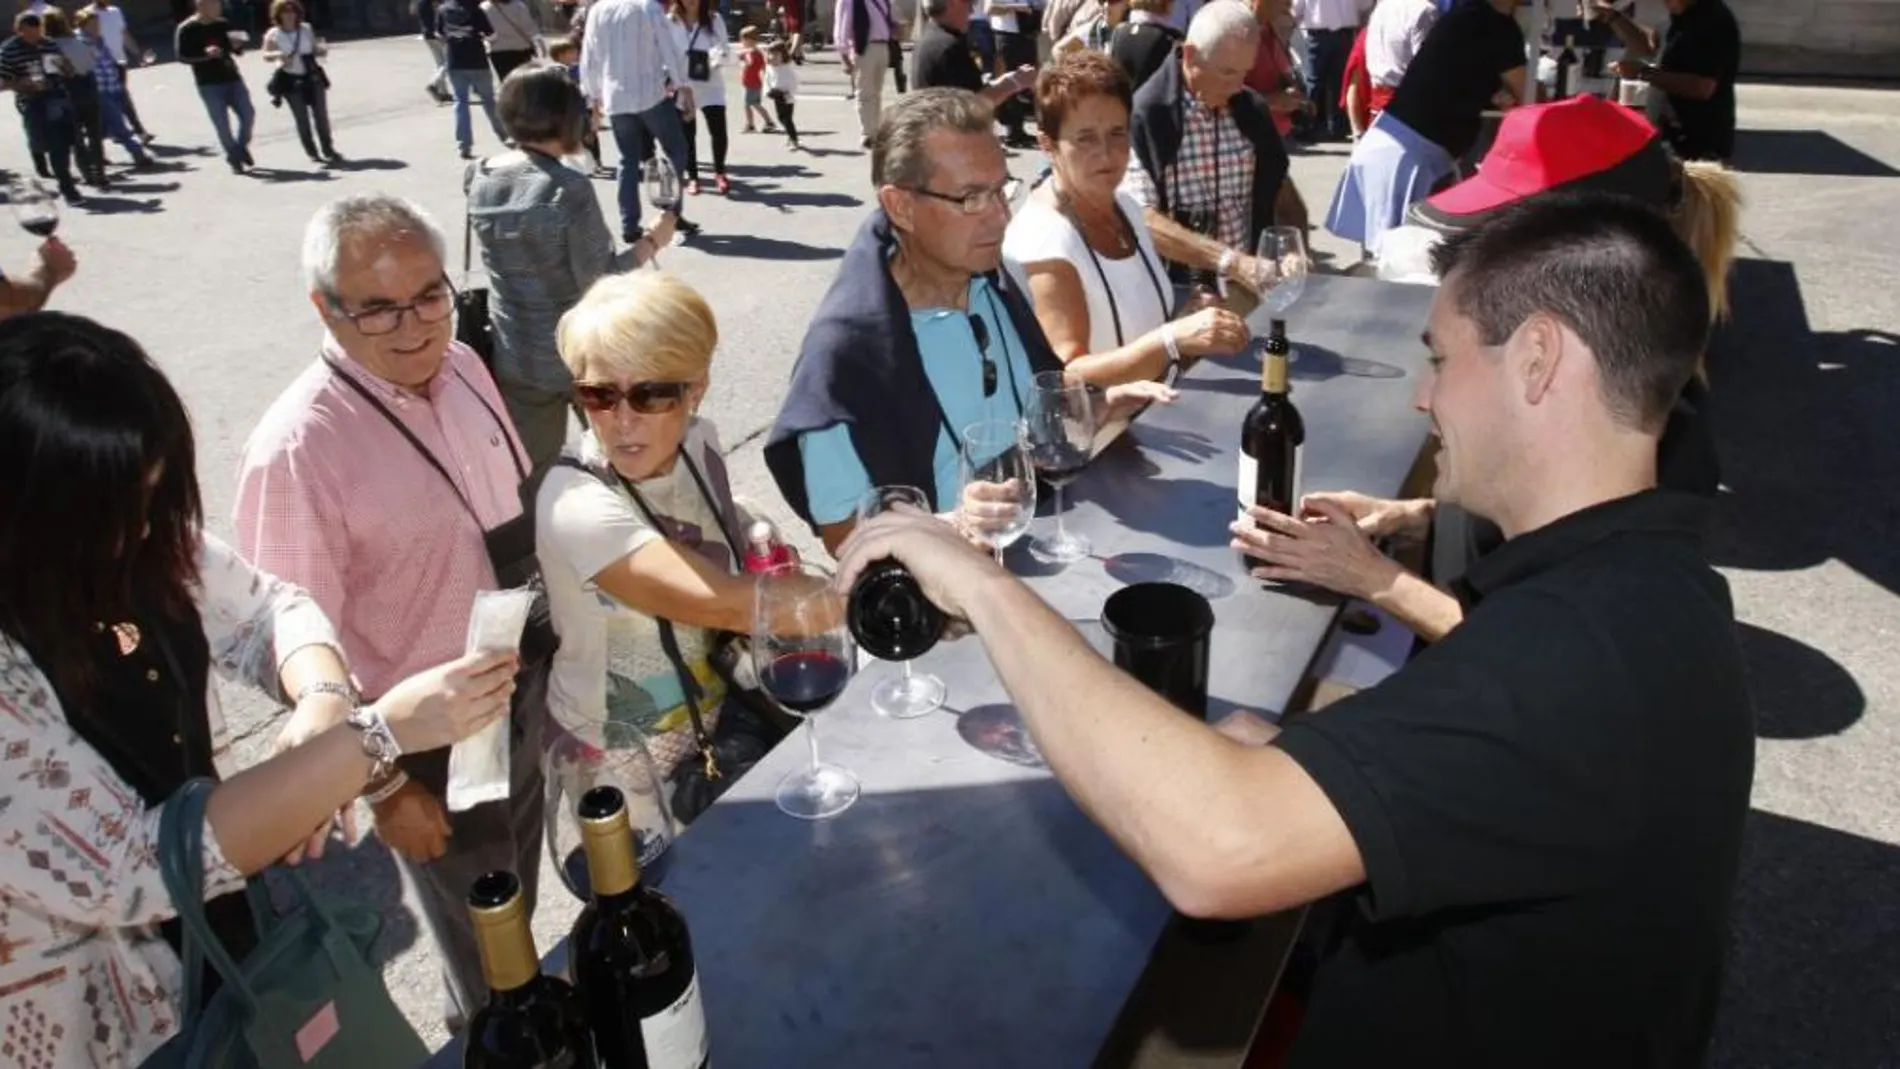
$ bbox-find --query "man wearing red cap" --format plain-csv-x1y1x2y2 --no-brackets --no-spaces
1595,0,1740,163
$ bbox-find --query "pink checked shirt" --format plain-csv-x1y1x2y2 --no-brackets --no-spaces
234,339,528,700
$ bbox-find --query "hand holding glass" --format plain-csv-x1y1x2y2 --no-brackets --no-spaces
642,155,682,213
958,420,1036,566
1252,226,1309,317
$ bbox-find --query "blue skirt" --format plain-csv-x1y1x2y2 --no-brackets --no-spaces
1324,112,1458,258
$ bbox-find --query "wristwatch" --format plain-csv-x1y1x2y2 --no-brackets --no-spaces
345,705,403,786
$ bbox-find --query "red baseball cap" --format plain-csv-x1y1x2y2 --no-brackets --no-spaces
1414,95,1675,230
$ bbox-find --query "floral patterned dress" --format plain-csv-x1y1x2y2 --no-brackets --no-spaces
0,535,340,1069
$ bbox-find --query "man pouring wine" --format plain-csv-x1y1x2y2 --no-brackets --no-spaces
833,194,1755,1067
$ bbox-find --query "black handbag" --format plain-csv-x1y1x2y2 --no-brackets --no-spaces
455,168,495,365
685,25,710,82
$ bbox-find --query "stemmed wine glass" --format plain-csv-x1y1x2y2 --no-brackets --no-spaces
958,420,1037,566
1024,371,1096,565
543,718,675,900
857,486,949,719
7,179,59,239
642,154,681,213
754,561,860,820
1252,225,1310,319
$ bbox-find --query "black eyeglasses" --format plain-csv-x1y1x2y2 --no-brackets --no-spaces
328,279,456,337
904,178,1022,216
573,380,691,415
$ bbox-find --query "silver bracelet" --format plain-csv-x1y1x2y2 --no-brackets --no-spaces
362,769,410,806
295,679,358,706
345,704,403,784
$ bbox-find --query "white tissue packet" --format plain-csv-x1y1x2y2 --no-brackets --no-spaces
445,589,535,813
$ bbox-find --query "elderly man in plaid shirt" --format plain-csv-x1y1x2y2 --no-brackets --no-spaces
1120,0,1295,297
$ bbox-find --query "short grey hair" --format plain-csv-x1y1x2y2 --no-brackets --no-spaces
1185,0,1258,52
872,88,996,190
301,194,446,297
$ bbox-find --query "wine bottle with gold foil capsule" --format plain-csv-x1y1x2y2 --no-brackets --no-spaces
463,871,597,1068
1238,319,1305,573
570,787,710,1069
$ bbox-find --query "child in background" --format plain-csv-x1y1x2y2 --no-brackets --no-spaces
738,26,775,133
548,36,611,176
765,40,799,150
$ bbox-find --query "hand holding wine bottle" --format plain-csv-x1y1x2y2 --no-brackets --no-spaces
1228,495,1402,599
835,506,1005,636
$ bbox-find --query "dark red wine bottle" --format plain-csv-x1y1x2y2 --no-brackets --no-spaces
848,558,946,662
570,787,709,1069
464,871,596,1069
1238,320,1305,572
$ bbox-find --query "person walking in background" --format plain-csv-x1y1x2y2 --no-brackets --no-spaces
175,0,255,173
75,7,154,169
40,11,107,188
1363,0,1436,119
911,0,1035,115
667,0,731,195
1290,0,1366,140
439,0,509,157
765,38,798,148
1108,0,1178,89
3,12,87,201
467,62,669,471
738,24,774,132
84,0,151,141
483,0,539,79
580,0,700,244
261,0,340,165
547,34,609,171
1597,0,1739,162
416,0,452,101
835,0,897,147
984,0,1036,147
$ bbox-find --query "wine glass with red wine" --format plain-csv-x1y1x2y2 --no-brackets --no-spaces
1025,371,1096,565
543,718,676,900
855,486,949,719
753,562,860,820
8,179,59,239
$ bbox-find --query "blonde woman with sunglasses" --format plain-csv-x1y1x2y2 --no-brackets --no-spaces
535,270,783,800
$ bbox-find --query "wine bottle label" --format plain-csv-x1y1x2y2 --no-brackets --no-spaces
640,972,710,1069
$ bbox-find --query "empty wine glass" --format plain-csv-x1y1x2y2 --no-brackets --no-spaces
544,718,675,900
754,561,859,820
1025,372,1096,565
1254,226,1309,318
958,419,1037,566
857,486,948,720
7,179,59,239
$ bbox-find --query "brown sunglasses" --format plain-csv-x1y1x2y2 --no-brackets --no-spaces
573,381,690,415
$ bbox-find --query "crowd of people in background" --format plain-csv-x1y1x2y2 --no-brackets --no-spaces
0,0,1760,1062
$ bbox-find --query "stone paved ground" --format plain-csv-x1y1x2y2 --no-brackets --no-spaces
24,36,1900,1064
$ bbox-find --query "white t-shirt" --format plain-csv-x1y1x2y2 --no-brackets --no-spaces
987,0,1020,34
265,25,315,75
766,60,796,94
537,421,739,751
1003,188,1170,357
94,3,130,64
668,12,729,107
1365,0,1437,88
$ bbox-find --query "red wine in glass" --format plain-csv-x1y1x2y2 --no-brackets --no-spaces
10,180,59,239
848,558,947,662
760,650,853,713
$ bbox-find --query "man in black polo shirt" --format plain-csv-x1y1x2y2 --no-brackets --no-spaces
835,192,1755,1067
175,0,255,174
1599,0,1741,162
911,0,1036,140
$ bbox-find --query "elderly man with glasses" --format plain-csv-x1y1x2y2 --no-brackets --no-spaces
764,88,1066,555
234,193,551,1036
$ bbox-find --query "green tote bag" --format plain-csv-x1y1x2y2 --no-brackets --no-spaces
145,777,431,1069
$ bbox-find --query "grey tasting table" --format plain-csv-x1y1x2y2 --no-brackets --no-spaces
423,276,1435,1069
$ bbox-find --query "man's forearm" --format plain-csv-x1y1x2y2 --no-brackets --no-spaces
1367,567,1463,643
962,573,1307,913
1643,68,1717,101
1143,207,1228,277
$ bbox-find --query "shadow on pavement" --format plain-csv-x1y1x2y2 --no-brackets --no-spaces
247,166,337,184
684,232,842,260
77,194,166,215
1711,809,1900,1069
328,156,409,172
1729,130,1900,177
1735,622,1864,739
147,142,216,159
1704,259,1900,597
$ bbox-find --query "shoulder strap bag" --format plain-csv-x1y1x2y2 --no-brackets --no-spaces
455,163,497,366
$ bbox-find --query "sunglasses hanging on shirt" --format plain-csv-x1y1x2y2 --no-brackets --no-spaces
967,313,998,397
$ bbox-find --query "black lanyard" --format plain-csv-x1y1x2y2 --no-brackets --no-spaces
609,448,743,573
920,283,1026,454
1060,192,1170,348
324,357,526,528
